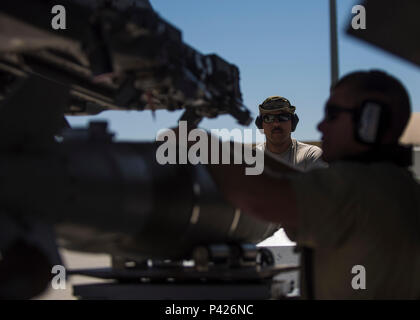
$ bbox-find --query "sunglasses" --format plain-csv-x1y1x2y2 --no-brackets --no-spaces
262,113,292,123
324,104,356,121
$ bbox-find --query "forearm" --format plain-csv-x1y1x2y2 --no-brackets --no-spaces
206,141,299,230
170,126,299,230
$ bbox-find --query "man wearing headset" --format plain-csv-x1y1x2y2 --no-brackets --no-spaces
255,96,326,171
207,70,420,299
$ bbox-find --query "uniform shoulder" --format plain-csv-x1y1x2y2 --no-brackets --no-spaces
295,140,322,152
294,140,324,160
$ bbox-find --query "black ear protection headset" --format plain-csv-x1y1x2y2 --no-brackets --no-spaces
255,113,300,131
350,100,390,145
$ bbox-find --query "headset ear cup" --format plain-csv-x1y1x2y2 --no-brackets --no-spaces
291,114,299,132
353,108,362,143
354,101,385,144
255,116,263,129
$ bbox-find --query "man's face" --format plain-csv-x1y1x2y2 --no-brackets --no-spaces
261,111,293,146
317,85,370,162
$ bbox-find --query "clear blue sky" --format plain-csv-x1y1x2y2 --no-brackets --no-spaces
68,0,420,142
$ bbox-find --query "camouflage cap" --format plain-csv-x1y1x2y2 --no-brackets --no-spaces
258,96,296,114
